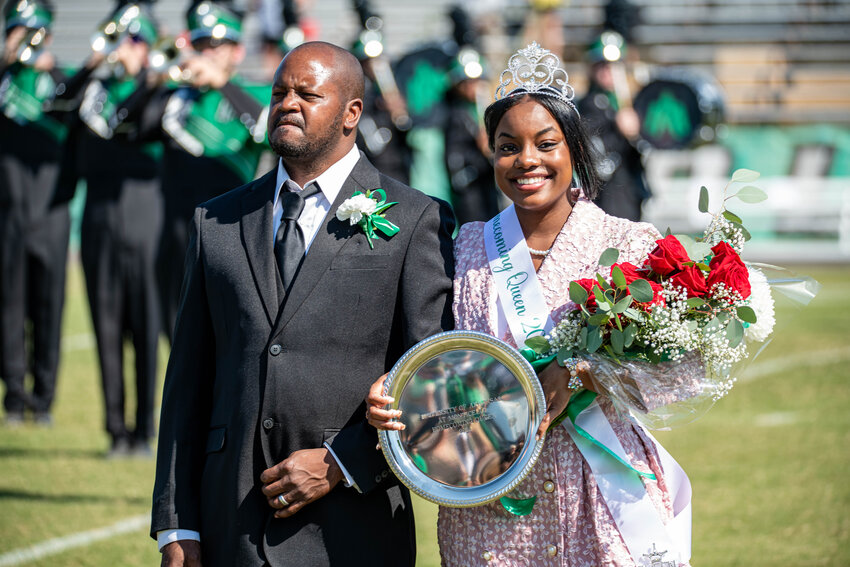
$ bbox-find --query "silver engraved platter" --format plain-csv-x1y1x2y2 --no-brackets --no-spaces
378,330,546,507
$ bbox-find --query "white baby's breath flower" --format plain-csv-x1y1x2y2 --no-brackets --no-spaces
744,267,776,343
336,194,377,225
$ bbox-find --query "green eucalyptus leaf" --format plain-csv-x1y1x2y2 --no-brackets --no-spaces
628,279,654,303
737,305,758,324
587,313,610,326
557,346,574,366
731,168,761,183
599,247,620,267
525,336,551,354
569,281,588,305
698,186,709,213
578,327,588,349
726,318,744,347
597,300,611,312
705,316,721,334
691,242,713,262
596,275,611,291
734,185,768,204
613,295,632,314
686,297,706,308
664,226,672,237
586,326,603,353
622,307,641,320
610,328,624,355
740,224,752,241
611,266,627,288
623,324,637,347
723,210,743,224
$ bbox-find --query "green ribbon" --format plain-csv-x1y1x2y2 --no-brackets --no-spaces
498,495,536,516
354,189,399,249
499,348,655,516
565,389,656,481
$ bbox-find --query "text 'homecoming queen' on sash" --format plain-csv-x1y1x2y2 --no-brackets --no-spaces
484,205,691,565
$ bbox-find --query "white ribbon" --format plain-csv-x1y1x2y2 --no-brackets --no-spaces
562,403,691,564
483,205,554,342
483,206,692,565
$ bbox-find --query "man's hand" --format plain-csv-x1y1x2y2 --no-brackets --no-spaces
183,55,229,89
161,540,202,567
260,448,344,519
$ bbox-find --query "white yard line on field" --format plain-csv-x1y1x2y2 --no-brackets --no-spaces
0,515,148,566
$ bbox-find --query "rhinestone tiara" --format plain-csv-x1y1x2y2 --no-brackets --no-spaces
494,42,578,115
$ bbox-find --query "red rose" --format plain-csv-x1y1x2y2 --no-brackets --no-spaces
573,278,598,309
707,241,751,299
646,235,691,276
612,263,665,306
669,265,708,298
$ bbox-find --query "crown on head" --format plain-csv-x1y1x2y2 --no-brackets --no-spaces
495,42,578,115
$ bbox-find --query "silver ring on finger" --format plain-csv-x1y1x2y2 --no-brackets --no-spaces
277,494,289,507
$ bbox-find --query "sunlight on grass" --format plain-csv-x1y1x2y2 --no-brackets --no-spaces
1,263,848,566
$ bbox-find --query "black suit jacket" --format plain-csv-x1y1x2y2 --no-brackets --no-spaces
151,154,455,566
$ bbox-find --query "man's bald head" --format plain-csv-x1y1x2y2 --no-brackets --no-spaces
281,41,365,102
267,41,365,184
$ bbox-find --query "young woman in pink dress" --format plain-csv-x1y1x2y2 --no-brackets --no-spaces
367,44,690,567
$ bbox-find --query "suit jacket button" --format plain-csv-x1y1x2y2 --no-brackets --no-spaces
269,344,282,356
262,418,274,430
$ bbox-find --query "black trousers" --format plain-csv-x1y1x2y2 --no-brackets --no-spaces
0,156,69,414
81,177,162,442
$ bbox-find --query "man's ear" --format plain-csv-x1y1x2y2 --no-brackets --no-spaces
342,98,363,131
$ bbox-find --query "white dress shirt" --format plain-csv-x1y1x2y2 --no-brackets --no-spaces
158,145,363,552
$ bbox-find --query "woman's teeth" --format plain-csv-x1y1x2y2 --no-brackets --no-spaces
516,177,545,186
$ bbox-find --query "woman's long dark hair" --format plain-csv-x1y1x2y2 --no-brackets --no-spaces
483,93,601,204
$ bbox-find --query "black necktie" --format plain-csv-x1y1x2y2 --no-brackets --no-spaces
274,180,320,291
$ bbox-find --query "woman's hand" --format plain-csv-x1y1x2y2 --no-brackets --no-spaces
365,373,405,431
536,360,594,439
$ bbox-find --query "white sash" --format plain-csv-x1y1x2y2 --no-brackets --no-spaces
483,206,691,565
562,403,692,564
483,205,555,342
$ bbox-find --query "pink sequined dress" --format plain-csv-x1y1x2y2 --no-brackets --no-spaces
437,200,691,567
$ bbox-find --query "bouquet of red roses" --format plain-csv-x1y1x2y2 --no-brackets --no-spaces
528,169,807,429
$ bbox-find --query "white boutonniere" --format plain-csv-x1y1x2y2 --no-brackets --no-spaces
335,189,399,249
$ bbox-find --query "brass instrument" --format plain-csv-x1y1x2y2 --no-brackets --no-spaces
148,35,192,83
353,0,412,131
90,3,142,63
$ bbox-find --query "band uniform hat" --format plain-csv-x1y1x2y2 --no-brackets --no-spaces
103,2,158,45
586,30,626,64
186,1,242,45
448,46,486,85
4,0,54,33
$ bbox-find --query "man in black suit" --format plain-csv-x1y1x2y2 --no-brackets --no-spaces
152,41,454,566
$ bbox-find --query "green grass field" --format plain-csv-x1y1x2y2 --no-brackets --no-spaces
1,261,848,566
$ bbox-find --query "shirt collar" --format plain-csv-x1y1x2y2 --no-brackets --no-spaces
274,145,361,207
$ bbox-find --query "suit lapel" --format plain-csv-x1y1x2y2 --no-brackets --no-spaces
272,155,381,336
241,170,279,327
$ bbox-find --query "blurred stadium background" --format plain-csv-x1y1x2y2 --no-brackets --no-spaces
46,0,850,263
1,0,848,566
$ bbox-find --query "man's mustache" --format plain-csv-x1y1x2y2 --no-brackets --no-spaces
273,114,305,129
